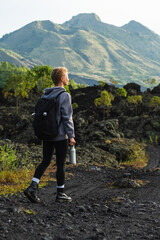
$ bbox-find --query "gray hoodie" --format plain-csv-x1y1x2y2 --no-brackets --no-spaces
42,86,75,141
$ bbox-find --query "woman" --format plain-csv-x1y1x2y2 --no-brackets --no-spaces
24,67,76,203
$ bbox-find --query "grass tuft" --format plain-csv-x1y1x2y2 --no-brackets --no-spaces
120,142,148,169
0,163,57,196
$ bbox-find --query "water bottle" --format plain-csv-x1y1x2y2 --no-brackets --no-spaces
69,146,76,165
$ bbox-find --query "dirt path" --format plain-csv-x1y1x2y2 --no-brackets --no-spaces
0,146,160,240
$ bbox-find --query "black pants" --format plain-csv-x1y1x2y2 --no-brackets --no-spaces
34,139,68,186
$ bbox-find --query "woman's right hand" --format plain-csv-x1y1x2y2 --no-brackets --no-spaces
69,138,76,146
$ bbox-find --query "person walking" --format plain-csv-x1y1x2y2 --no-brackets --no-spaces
24,67,76,203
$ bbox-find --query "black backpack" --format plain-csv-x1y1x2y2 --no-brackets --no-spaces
33,91,65,140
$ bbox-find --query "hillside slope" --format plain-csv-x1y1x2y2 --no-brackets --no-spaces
0,13,160,85
0,48,41,67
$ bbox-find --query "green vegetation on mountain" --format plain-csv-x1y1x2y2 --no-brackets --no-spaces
0,48,40,68
0,13,160,86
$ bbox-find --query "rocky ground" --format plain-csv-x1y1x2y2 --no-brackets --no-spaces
0,83,160,239
0,146,160,240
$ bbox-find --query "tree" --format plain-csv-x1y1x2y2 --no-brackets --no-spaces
115,88,127,98
149,96,160,111
30,65,52,79
94,90,114,119
68,79,87,89
28,65,53,93
4,73,36,114
98,80,106,89
126,95,142,115
0,61,27,88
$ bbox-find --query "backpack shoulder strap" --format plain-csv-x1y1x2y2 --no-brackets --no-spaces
55,90,66,127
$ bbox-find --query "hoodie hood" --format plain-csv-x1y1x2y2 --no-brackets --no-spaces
42,87,66,99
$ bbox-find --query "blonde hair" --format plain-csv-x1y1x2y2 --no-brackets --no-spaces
51,67,68,86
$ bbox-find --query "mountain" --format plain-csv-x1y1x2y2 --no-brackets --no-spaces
0,48,41,67
0,13,160,86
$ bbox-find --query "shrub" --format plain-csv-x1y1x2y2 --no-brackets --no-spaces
120,142,148,169
127,95,142,104
0,145,18,171
115,88,127,98
0,144,57,196
72,102,79,110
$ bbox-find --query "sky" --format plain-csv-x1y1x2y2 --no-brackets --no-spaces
0,0,160,38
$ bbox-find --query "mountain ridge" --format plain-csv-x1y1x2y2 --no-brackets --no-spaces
122,20,154,35
0,13,160,86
